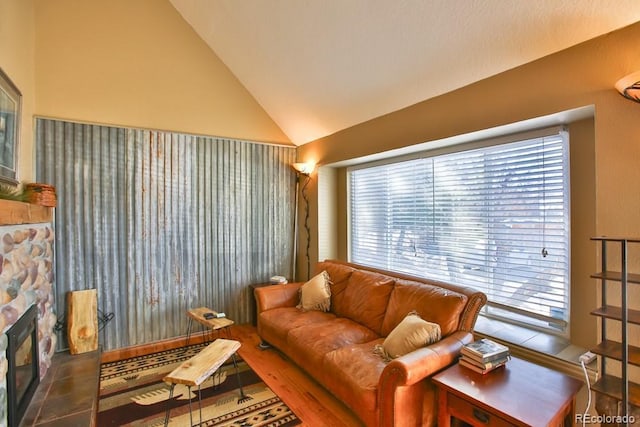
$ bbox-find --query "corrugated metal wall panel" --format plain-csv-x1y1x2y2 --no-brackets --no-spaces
35,118,296,351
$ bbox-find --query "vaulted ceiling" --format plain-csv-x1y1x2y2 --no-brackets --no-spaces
169,0,640,145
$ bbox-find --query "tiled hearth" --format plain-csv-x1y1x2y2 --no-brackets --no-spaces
20,350,100,426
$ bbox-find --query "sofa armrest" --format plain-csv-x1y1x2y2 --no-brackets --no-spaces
254,282,303,313
377,331,474,426
380,330,473,388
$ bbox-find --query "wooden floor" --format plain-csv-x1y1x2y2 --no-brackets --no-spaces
102,323,364,427
233,324,364,427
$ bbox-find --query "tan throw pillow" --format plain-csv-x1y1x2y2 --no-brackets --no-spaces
297,271,332,312
375,312,441,361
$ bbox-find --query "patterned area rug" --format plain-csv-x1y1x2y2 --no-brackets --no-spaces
98,342,300,426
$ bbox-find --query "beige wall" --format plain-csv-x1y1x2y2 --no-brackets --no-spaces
2,0,290,182
33,0,289,147
568,118,596,347
299,22,640,348
0,0,36,182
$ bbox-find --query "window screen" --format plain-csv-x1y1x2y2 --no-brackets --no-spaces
349,131,570,333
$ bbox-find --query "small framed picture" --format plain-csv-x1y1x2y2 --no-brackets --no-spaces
0,67,22,184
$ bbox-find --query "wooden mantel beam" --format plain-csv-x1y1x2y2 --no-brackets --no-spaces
0,199,53,225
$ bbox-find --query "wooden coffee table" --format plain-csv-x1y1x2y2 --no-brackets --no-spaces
432,356,583,426
186,307,234,345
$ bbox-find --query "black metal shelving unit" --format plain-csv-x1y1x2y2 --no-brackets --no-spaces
590,237,640,424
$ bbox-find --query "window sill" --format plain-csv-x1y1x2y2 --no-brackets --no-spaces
473,315,596,379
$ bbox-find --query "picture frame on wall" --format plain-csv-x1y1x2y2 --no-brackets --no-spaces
0,67,21,184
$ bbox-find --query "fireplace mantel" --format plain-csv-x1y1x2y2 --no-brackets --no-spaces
0,199,52,225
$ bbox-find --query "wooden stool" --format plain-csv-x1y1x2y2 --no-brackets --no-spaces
186,307,234,345
162,339,250,426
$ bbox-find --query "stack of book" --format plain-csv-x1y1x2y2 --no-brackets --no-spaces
459,338,510,374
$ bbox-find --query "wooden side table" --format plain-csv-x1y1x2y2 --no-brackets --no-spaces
249,283,273,326
432,356,583,426
186,307,234,345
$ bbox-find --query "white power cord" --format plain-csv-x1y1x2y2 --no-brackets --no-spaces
580,359,592,427
579,351,599,427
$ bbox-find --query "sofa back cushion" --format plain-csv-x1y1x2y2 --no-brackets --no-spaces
315,261,355,285
381,279,468,337
315,261,354,312
333,270,395,335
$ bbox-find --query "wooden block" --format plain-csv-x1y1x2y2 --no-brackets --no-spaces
163,339,241,387
67,289,98,354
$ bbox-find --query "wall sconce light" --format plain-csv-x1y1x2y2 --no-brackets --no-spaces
615,71,640,103
291,162,314,280
292,162,314,175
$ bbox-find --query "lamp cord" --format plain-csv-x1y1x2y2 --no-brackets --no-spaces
301,175,311,280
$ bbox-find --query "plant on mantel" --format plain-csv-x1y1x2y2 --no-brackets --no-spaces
0,182,57,207
0,182,29,202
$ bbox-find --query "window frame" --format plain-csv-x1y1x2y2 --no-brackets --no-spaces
347,125,571,336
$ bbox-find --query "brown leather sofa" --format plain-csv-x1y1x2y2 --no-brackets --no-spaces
254,260,487,426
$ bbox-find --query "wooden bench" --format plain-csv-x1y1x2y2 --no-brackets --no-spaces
162,338,249,426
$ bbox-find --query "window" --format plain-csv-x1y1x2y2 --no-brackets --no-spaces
349,129,570,334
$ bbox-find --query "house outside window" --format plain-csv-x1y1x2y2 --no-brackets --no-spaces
348,128,570,335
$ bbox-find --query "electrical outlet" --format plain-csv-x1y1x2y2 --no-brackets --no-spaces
579,351,597,364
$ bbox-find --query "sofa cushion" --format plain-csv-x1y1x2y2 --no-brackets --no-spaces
381,279,468,337
322,339,387,413
333,270,395,335
375,312,441,360
287,318,380,374
297,270,331,311
258,307,336,348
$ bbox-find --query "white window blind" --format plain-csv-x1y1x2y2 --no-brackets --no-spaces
349,131,570,332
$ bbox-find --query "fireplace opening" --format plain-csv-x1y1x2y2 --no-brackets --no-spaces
6,304,39,427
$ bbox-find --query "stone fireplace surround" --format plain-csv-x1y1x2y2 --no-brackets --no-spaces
0,200,57,427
